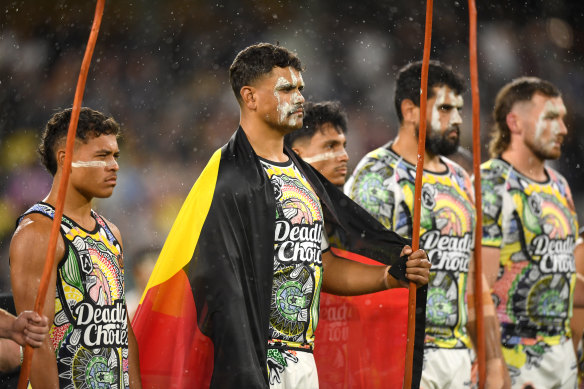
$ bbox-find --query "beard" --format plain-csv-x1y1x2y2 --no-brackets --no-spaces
415,125,460,156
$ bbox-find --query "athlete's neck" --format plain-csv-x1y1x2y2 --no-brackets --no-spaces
240,119,289,163
501,145,547,181
44,173,95,229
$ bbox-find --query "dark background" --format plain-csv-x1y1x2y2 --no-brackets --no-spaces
1,0,583,293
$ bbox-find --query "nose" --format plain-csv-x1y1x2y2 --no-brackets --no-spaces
558,119,568,136
295,90,305,105
107,159,119,171
338,147,349,162
450,109,462,126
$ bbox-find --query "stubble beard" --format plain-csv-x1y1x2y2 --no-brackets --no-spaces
526,137,562,161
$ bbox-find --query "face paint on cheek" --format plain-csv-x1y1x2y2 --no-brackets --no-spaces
302,150,346,164
448,92,463,126
534,103,550,140
71,160,117,168
430,87,447,134
274,77,291,124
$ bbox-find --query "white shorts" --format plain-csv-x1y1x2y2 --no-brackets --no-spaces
502,337,577,389
267,348,319,389
420,348,472,389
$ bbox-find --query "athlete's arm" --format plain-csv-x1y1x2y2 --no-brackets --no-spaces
106,220,142,388
127,317,142,388
466,253,510,389
481,246,501,290
572,239,584,308
321,245,430,296
10,215,60,388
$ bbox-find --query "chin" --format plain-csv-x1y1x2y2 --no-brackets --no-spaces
96,190,115,198
331,178,345,187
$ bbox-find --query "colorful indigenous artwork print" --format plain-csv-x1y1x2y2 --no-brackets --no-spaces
481,158,578,347
260,158,325,351
19,203,129,389
345,146,474,349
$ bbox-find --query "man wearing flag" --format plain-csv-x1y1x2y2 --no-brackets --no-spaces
345,60,510,388
481,77,578,388
132,43,431,389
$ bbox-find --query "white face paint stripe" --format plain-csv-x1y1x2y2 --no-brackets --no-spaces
448,91,463,125
536,100,566,139
71,160,114,168
430,87,447,132
273,69,304,126
302,150,346,164
430,87,463,132
274,77,291,124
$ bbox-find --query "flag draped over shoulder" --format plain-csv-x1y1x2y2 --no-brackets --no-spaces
132,127,427,389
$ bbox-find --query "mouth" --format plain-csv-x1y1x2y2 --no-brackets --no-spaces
105,176,117,185
288,106,304,116
336,165,348,175
446,127,460,137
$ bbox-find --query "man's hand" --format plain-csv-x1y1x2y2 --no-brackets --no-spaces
10,311,49,348
400,245,431,287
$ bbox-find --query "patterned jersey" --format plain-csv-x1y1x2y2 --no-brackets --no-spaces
261,158,326,351
481,158,578,345
345,145,474,349
18,202,129,389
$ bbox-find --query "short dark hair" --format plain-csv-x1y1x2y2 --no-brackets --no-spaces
229,43,303,103
284,101,348,148
394,60,466,123
39,107,120,175
489,77,561,157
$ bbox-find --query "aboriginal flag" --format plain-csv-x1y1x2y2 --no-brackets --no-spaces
132,127,427,388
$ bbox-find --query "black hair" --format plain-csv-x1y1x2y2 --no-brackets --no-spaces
229,42,303,103
38,107,120,175
394,60,466,123
284,101,348,148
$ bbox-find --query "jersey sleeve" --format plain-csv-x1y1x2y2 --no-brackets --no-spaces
345,158,395,230
480,167,504,248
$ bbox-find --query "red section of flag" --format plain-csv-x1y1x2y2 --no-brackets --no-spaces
133,270,214,389
315,248,409,388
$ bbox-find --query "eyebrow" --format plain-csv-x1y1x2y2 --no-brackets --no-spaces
94,148,120,155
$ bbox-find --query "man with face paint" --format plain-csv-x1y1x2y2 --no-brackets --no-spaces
481,77,578,388
346,60,510,388
9,108,142,389
132,43,430,389
284,101,349,187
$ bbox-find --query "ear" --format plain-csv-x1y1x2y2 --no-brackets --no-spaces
506,112,521,134
292,146,303,157
401,99,419,123
240,86,257,110
56,148,67,170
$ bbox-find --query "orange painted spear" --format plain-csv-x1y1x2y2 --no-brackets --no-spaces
468,0,486,387
17,1,106,388
404,0,433,388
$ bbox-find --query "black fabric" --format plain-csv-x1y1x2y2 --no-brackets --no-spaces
192,127,426,388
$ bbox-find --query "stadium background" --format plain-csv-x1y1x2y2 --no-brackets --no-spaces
1,0,583,293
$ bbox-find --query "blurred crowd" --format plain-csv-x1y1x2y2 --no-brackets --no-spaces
1,0,583,297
